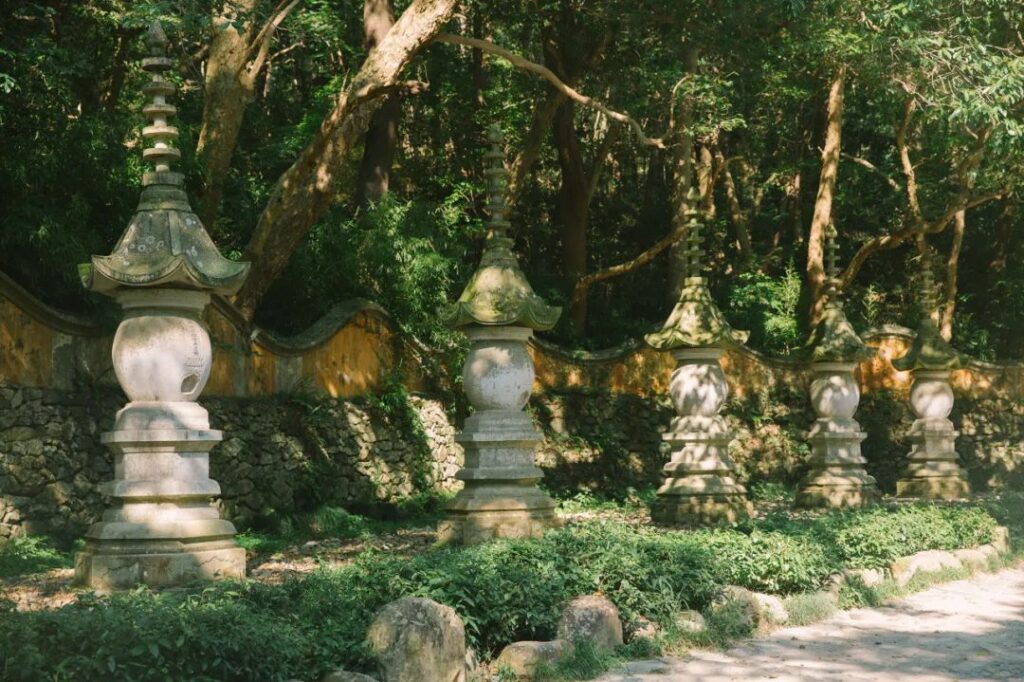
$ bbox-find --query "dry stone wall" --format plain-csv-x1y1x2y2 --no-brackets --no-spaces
2,380,1024,539
0,382,463,539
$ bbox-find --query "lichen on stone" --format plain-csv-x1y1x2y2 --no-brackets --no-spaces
645,277,749,350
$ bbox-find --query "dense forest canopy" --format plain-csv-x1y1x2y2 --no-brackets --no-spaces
1,0,1022,358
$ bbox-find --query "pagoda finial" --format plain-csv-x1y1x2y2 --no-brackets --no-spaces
483,125,511,240
683,187,705,279
141,20,180,175
919,242,938,316
825,222,840,300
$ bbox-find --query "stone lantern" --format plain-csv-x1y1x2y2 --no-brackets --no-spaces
74,22,250,590
436,126,562,545
892,249,970,499
795,226,878,508
645,193,751,524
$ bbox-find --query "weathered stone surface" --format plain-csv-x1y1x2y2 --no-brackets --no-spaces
890,550,963,586
843,567,886,587
952,548,991,571
557,595,624,651
629,616,658,641
711,586,761,630
992,525,1010,553
673,609,706,634
752,592,789,625
367,597,466,682
494,640,567,679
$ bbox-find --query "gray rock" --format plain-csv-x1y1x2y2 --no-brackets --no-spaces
992,526,1010,554
711,586,761,630
953,548,991,570
890,550,963,586
494,640,567,679
367,597,466,682
843,567,886,587
557,595,624,651
673,609,706,634
752,592,788,625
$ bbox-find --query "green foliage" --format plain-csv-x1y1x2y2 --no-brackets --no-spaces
0,536,71,578
726,267,804,355
0,502,1002,680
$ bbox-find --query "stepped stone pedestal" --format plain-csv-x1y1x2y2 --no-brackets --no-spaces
438,327,557,544
651,348,751,525
795,362,878,508
896,369,970,499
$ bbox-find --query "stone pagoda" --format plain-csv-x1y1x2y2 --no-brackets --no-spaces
892,246,971,499
795,226,878,508
75,22,250,590
645,191,751,524
436,126,562,545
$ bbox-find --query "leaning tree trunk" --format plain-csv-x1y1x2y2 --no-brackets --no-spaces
195,0,258,230
355,0,401,207
235,0,458,320
940,206,966,340
806,64,846,326
554,100,591,334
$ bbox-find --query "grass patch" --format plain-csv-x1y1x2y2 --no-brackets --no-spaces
782,592,837,626
0,536,72,578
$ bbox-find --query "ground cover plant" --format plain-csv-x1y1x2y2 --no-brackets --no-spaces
0,498,1006,682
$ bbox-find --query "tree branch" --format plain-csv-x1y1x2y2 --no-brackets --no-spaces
432,33,664,148
896,96,924,225
841,152,901,191
245,0,300,83
570,219,692,311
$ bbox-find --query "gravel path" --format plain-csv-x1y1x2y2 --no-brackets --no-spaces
600,567,1024,682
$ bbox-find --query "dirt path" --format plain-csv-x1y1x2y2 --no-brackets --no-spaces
601,568,1024,682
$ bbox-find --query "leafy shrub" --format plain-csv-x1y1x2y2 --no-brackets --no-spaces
0,536,71,578
0,503,1001,681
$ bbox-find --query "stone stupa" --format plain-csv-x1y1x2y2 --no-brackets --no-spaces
75,22,250,590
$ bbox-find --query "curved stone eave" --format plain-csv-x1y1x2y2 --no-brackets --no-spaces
442,297,561,332
891,318,964,372
644,280,749,351
803,304,876,364
80,254,250,296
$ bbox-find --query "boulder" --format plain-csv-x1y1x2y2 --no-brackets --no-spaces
494,640,567,679
367,597,466,682
556,595,623,651
977,543,1000,559
752,592,788,625
673,609,706,634
890,550,962,586
843,567,886,587
992,526,1010,554
629,616,658,642
952,548,990,571
710,586,761,631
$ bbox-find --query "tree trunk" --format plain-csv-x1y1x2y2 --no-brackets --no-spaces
235,0,458,320
695,145,716,217
196,0,258,230
939,209,965,340
507,90,564,203
806,64,846,325
785,169,802,246
716,147,753,265
355,0,401,207
554,100,590,334
668,45,700,298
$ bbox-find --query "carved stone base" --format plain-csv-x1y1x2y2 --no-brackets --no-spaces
796,423,878,509
896,418,971,500
75,403,245,590
439,410,558,545
651,490,752,526
75,542,244,592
